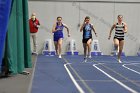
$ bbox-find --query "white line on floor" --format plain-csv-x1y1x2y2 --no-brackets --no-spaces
64,63,85,93
122,63,140,75
93,63,138,93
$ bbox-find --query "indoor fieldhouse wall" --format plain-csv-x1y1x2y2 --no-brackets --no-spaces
28,1,140,56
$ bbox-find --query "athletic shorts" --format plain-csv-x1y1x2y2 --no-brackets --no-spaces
114,37,124,41
82,38,92,43
53,35,63,41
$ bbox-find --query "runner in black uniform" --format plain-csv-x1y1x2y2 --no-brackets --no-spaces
108,15,127,63
80,16,97,62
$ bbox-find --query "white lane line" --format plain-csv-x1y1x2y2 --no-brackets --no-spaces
76,80,140,82
93,64,138,93
122,63,140,75
112,56,140,63
64,63,85,93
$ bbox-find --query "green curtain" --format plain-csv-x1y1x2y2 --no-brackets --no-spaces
22,0,32,68
3,0,32,74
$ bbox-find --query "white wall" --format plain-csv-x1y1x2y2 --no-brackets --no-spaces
28,1,140,56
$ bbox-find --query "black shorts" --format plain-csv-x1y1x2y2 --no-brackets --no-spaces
114,37,124,41
82,38,92,43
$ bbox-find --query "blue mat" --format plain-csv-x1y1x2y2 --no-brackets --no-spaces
31,55,140,93
31,55,78,93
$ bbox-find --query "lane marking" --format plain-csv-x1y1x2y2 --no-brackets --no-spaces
64,63,85,93
92,60,140,88
76,80,140,82
122,63,140,75
112,56,140,63
63,57,95,93
93,64,138,93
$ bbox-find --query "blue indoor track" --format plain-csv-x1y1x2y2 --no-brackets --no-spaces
31,55,140,93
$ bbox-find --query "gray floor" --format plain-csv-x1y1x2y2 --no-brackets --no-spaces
0,55,37,93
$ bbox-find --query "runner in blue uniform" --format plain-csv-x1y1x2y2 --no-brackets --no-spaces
80,16,97,62
52,16,70,58
108,15,127,63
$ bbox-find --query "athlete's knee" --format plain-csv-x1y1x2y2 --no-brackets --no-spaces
114,44,119,50
58,43,61,47
119,46,123,50
86,42,90,46
114,43,119,46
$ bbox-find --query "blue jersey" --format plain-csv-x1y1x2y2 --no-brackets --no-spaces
83,24,92,39
53,23,64,41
